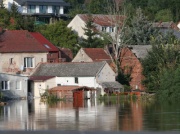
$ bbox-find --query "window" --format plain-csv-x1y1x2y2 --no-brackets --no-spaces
27,5,36,13
16,81,21,90
102,26,106,32
39,5,47,13
9,58,13,64
53,6,60,15
75,77,78,84
109,27,114,32
24,57,34,68
1,81,10,90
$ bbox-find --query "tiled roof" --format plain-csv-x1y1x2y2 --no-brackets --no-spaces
0,30,48,53
30,32,59,52
32,61,106,77
78,14,125,26
29,76,55,81
83,48,111,61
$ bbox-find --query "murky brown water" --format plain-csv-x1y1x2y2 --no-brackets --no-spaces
0,98,180,131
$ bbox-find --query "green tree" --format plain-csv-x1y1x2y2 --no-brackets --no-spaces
86,0,108,14
157,67,180,101
80,15,105,48
155,9,173,22
8,2,22,29
126,8,158,45
0,7,10,28
37,20,78,53
142,40,180,91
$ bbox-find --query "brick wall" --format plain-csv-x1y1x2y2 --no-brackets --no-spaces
120,48,145,91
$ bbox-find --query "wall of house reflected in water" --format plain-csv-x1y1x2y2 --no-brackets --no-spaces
0,98,180,131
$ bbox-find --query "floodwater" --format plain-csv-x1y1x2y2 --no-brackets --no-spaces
0,98,180,131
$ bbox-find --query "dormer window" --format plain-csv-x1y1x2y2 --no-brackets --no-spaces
44,44,50,49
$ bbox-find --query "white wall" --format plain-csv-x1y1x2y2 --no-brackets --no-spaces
32,77,56,98
72,48,92,62
56,76,100,88
0,73,28,99
96,63,115,82
67,15,87,38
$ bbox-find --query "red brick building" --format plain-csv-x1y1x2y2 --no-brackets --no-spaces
120,45,151,91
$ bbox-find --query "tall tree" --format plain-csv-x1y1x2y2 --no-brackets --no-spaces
80,14,105,48
126,8,158,45
8,2,21,29
142,36,180,91
101,0,128,74
0,6,10,28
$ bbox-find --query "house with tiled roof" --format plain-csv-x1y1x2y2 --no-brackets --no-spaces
120,45,152,91
67,14,125,39
0,30,48,75
30,61,123,98
3,0,69,24
72,48,112,63
0,30,60,99
72,48,116,72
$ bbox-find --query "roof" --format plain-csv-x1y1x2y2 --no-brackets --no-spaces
29,76,55,81
59,47,73,62
127,45,152,59
100,81,124,89
49,86,94,92
78,14,125,26
152,22,174,28
159,29,180,40
14,0,69,6
32,61,106,77
30,32,59,52
0,30,48,53
83,48,111,61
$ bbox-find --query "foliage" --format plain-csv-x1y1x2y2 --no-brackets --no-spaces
116,70,131,86
36,20,78,53
142,42,180,91
0,6,10,27
156,67,180,101
86,0,108,14
0,2,34,31
80,14,106,48
155,9,173,22
126,0,180,22
126,8,158,45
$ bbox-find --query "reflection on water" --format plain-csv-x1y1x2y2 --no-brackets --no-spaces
0,98,180,131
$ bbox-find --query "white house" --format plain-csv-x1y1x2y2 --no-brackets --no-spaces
3,0,69,23
30,61,123,97
0,73,28,99
67,14,125,39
